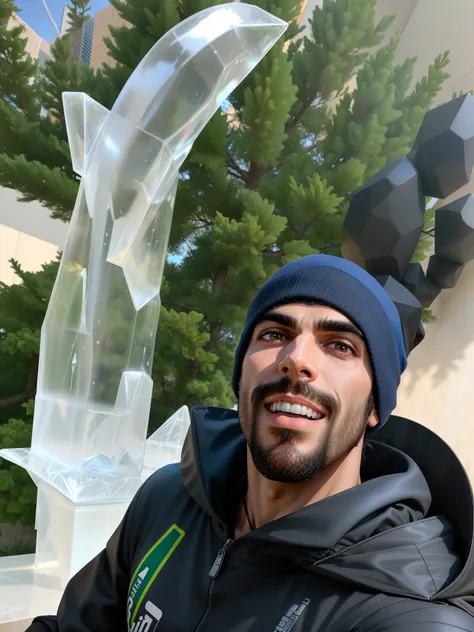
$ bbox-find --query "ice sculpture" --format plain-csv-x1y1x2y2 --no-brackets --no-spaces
0,4,287,506
0,5,286,604
141,406,190,481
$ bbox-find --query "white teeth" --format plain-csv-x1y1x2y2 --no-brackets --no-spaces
289,403,301,415
267,401,323,419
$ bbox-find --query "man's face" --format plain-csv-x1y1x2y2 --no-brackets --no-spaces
238,303,378,483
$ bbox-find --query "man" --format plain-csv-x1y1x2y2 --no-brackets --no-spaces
29,255,474,631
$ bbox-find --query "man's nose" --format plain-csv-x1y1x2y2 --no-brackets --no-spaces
278,333,320,381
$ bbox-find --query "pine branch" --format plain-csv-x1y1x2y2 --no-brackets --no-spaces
225,153,248,182
0,390,36,409
321,242,341,253
228,168,246,183
285,96,313,136
246,162,267,190
177,0,185,21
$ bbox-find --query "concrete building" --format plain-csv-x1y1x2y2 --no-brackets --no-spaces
59,2,127,71
70,17,95,65
7,13,51,66
59,5,95,65
59,3,71,35
89,3,127,71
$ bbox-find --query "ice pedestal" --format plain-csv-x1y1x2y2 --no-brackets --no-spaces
1,406,190,588
0,406,191,625
34,485,129,587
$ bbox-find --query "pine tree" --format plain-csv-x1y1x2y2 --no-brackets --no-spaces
0,0,96,217
0,259,58,524
66,0,92,34
0,0,454,520
0,0,96,522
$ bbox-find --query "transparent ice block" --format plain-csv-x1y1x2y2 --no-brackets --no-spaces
141,406,190,481
0,4,287,504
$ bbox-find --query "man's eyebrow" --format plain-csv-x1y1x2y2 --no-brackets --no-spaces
256,311,364,342
316,318,364,342
256,311,299,331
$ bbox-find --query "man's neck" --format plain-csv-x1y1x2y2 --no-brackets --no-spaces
234,446,363,539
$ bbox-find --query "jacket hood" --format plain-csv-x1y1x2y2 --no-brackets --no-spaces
180,406,474,608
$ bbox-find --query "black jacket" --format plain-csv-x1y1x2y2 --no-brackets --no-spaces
28,407,474,631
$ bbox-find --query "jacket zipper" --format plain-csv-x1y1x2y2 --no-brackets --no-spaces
193,538,233,632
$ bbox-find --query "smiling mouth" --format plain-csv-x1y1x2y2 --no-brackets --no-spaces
264,401,325,421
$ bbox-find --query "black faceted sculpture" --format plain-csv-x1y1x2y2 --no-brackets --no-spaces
409,93,474,199
402,262,441,308
342,157,425,281
435,194,474,264
427,255,464,289
376,275,424,354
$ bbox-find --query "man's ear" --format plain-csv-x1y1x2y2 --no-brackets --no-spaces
367,409,379,429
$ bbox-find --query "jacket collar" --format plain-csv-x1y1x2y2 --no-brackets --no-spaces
180,406,474,599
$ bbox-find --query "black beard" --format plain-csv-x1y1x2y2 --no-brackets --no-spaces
239,376,373,484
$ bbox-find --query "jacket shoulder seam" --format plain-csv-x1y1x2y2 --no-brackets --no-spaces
351,598,409,631
356,603,473,632
414,542,438,593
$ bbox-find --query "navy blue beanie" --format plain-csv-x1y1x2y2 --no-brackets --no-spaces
232,255,407,428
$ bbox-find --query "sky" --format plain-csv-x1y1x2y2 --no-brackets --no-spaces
16,0,110,42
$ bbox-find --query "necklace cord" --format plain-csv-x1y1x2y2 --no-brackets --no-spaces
242,493,255,531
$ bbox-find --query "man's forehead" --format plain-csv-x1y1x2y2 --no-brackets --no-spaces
263,303,351,323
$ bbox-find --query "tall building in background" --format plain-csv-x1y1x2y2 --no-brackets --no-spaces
89,3,127,71
59,2,128,70
59,3,71,35
70,16,94,65
59,5,95,65
7,13,51,65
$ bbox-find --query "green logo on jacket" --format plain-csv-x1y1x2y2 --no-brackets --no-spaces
127,524,185,628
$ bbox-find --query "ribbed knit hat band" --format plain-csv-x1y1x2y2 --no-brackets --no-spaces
232,255,407,428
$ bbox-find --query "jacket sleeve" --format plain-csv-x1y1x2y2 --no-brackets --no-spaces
359,602,474,632
26,482,148,632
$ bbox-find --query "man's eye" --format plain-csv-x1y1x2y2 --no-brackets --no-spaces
327,341,355,355
259,330,286,343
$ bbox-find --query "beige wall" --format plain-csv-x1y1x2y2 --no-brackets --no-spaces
0,187,67,285
395,260,474,482
299,0,474,478
8,14,50,61
0,225,58,285
89,4,128,71
8,14,41,59
300,0,418,38
301,0,474,103
391,0,474,103
379,0,474,479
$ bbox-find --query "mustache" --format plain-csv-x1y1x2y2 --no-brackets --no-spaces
250,376,339,418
